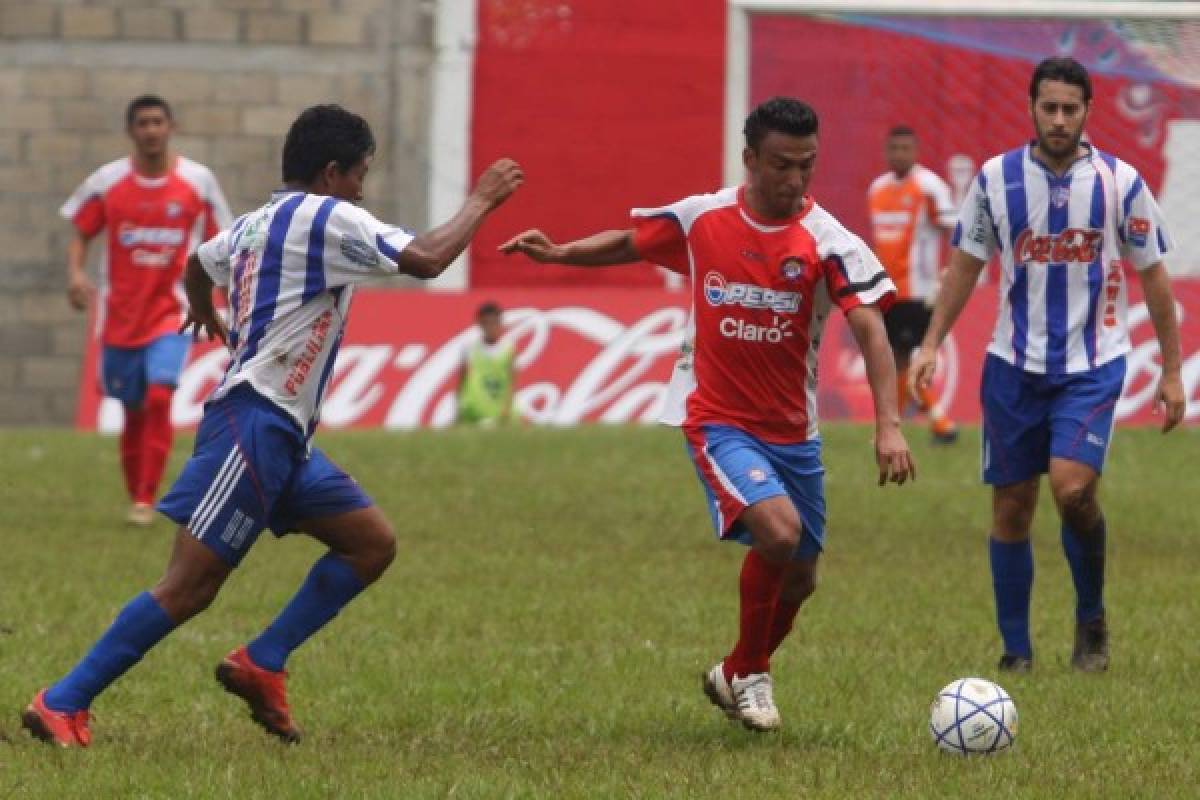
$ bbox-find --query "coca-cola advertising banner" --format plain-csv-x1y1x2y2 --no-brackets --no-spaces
76,286,1198,432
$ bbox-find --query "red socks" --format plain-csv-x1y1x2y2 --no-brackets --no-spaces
724,549,786,681
119,385,175,505
138,384,174,505
767,598,802,657
119,408,146,500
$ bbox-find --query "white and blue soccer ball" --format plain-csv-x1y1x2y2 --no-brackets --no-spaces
929,678,1017,755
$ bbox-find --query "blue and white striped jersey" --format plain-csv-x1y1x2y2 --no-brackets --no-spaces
196,190,413,437
953,142,1171,375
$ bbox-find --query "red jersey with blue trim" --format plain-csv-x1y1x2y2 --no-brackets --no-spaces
61,156,232,347
633,186,895,444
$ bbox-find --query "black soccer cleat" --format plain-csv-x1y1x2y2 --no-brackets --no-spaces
997,653,1033,673
1072,617,1109,673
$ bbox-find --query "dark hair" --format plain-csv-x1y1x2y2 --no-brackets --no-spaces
888,124,916,138
281,104,376,184
477,301,502,318
125,95,172,127
743,96,819,150
1029,57,1092,104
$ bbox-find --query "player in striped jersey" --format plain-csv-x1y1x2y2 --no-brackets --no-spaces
22,105,523,747
913,57,1186,674
502,97,915,732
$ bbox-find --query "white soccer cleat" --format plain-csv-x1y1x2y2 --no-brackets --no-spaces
702,662,738,720
126,502,154,527
731,672,781,731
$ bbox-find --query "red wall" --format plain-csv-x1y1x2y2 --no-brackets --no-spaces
469,0,726,287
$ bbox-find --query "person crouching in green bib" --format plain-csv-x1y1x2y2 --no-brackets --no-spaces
456,301,516,426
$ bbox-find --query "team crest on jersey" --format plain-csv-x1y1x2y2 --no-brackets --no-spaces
1128,216,1150,247
780,257,806,283
166,201,182,218
1050,186,1070,208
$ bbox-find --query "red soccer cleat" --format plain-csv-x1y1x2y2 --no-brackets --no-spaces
215,646,302,743
21,689,91,748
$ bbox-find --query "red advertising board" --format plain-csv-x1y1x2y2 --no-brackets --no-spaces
76,285,1199,432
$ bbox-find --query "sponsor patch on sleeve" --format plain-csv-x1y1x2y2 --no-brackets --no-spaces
1128,216,1150,247
340,235,379,267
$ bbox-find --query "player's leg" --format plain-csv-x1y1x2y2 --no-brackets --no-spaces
101,344,150,523
25,390,289,746
764,438,826,657
981,354,1050,671
25,530,231,747
137,333,191,511
990,478,1039,671
685,425,798,731
1046,356,1125,672
217,449,389,742
906,301,957,442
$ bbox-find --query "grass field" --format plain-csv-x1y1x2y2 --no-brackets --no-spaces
0,422,1197,798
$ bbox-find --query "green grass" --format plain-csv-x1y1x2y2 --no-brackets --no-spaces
1,423,1197,798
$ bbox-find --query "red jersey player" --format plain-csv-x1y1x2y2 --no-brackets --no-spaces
501,97,915,731
62,95,232,526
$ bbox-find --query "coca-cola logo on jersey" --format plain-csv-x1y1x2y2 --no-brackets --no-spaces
1015,228,1103,264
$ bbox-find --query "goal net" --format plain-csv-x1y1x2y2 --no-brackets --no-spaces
726,1,1200,276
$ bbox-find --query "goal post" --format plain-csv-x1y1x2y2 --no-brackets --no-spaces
725,1,1200,276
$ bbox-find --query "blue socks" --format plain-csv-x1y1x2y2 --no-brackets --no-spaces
989,538,1034,658
44,592,176,713
247,553,366,672
1062,517,1106,624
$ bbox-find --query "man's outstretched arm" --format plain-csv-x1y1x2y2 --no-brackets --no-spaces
499,229,640,267
398,159,524,279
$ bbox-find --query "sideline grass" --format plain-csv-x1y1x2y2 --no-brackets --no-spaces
1,423,1197,798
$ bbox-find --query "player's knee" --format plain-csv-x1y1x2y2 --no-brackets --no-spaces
760,524,801,564
153,578,221,623
356,522,397,584
1058,484,1099,531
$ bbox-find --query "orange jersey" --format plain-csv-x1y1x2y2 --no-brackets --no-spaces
867,165,955,300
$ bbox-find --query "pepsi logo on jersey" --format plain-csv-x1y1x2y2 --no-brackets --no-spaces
116,223,186,248
703,271,801,313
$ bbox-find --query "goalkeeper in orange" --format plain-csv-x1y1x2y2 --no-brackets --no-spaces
866,125,959,442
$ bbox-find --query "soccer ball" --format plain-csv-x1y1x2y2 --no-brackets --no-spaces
928,677,1017,755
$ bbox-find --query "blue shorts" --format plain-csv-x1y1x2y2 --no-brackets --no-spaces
157,385,373,567
101,333,190,408
684,425,826,560
981,354,1126,486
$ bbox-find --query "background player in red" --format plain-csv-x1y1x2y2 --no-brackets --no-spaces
501,97,915,732
62,95,232,526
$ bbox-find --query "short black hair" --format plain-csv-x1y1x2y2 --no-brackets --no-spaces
281,104,376,184
888,124,916,138
743,97,819,150
1029,57,1092,104
125,95,172,127
477,301,502,318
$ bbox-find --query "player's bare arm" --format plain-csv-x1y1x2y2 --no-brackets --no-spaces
398,158,524,279
499,229,639,266
180,253,228,346
910,247,987,398
1136,262,1186,432
846,304,916,486
66,231,95,311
